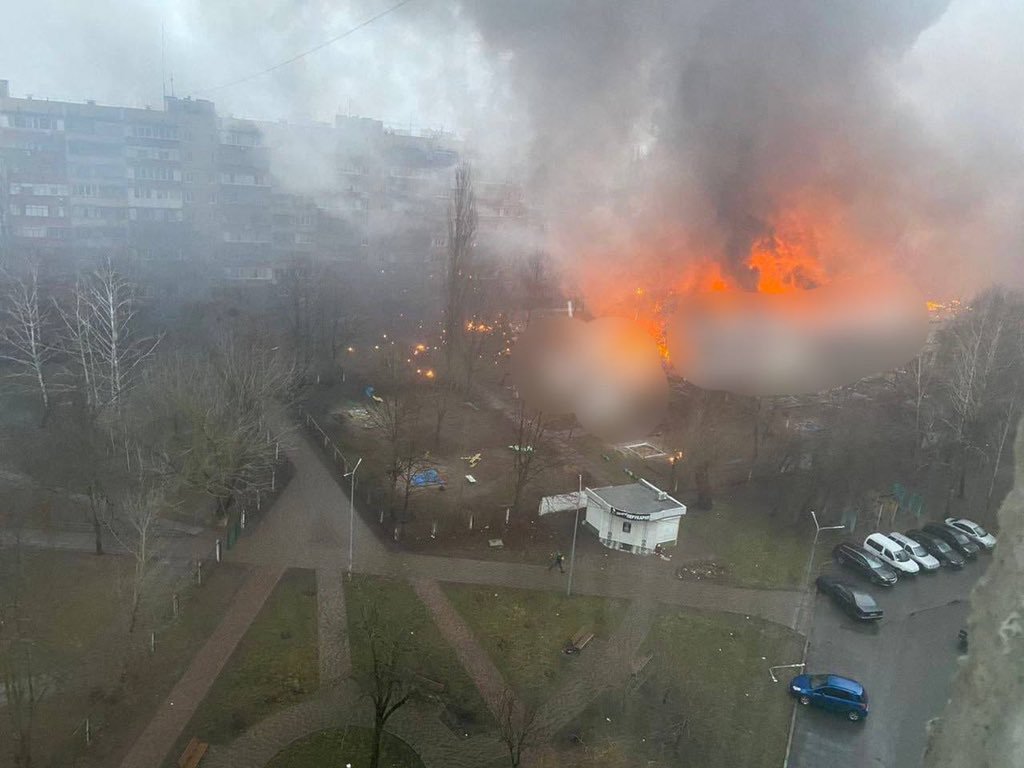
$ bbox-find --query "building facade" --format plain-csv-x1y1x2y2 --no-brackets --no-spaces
0,79,529,280
583,479,686,555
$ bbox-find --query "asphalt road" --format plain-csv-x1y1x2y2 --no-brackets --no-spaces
787,556,985,768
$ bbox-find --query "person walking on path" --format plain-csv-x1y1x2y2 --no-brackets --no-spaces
548,551,565,573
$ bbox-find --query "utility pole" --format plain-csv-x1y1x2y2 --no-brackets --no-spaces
567,474,582,596
796,510,844,629
345,457,363,576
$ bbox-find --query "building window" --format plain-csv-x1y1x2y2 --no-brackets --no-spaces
622,521,632,533
17,226,46,238
25,204,49,217
8,203,20,216
183,190,194,203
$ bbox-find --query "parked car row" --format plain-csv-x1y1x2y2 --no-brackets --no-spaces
797,517,995,723
832,518,995,588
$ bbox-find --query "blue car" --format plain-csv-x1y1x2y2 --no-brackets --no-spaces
790,674,869,721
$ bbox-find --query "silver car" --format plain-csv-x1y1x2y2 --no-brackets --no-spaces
888,531,941,571
944,518,997,551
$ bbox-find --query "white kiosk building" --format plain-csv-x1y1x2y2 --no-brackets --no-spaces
583,479,686,555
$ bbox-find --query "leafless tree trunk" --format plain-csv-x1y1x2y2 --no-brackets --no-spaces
103,482,166,636
62,260,161,411
353,604,413,768
944,291,1005,499
366,352,422,510
443,163,477,379
509,402,552,515
0,266,53,424
55,278,100,411
494,687,540,767
986,393,1018,513
395,451,433,517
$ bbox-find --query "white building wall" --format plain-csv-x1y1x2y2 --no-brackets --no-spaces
585,500,681,554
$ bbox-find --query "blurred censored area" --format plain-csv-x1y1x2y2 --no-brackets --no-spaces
513,277,929,437
511,316,668,442
666,276,929,396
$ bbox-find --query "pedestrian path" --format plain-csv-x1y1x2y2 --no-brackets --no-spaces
117,565,284,768
316,567,352,686
411,576,515,719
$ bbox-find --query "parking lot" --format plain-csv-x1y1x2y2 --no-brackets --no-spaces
787,555,985,767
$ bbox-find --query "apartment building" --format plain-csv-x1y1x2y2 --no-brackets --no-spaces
0,78,524,283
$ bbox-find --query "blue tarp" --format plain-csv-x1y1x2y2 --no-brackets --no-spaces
411,469,442,486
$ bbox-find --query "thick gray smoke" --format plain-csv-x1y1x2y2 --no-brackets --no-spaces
460,0,1024,300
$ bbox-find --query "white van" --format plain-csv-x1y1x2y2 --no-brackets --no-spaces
888,532,941,572
864,533,920,575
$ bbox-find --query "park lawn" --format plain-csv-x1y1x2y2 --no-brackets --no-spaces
266,726,424,768
442,584,629,706
0,551,251,768
183,568,319,744
345,575,493,733
681,502,810,588
566,607,803,768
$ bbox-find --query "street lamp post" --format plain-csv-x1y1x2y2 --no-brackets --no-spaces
344,457,363,576
567,474,583,597
668,451,683,493
796,510,845,628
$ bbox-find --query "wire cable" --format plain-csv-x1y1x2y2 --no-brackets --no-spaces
195,0,419,96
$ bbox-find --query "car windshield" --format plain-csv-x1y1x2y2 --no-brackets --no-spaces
932,539,953,553
910,544,926,557
809,675,829,689
972,523,989,536
862,551,885,568
893,549,910,562
853,593,878,610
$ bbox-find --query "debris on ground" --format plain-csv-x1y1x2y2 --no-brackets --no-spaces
674,561,727,581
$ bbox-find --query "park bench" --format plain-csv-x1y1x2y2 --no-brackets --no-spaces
178,736,208,768
564,627,594,655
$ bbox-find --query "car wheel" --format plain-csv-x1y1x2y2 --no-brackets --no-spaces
799,695,811,706
847,710,861,721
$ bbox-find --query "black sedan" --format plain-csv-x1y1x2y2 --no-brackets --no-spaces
815,574,883,620
906,529,966,569
832,542,899,586
922,523,980,560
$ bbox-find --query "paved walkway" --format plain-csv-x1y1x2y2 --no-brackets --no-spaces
411,577,514,718
118,408,807,767
316,567,352,686
118,565,284,768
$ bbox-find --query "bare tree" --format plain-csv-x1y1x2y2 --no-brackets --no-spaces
394,450,434,518
509,401,553,515
102,482,166,636
443,163,477,377
943,290,1009,499
353,604,414,768
60,260,161,412
494,687,541,767
366,352,423,509
0,266,54,424
55,277,100,411
145,340,289,522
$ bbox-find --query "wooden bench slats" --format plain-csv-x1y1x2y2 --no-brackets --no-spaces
179,736,209,768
